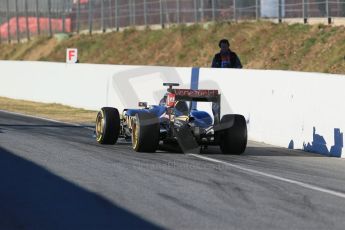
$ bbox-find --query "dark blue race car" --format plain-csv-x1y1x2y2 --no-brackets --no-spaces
95,83,247,154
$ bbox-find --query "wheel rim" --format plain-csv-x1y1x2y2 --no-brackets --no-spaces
96,112,104,142
132,120,139,150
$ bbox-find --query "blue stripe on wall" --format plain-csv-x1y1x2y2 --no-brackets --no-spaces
190,67,200,110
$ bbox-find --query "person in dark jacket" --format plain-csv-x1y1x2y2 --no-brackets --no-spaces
211,39,243,69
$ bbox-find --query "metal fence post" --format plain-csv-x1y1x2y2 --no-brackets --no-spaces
15,0,20,43
144,0,147,26
278,0,282,23
256,0,260,21
326,0,331,24
6,0,11,43
133,0,136,25
48,0,52,37
200,0,204,21
25,0,30,41
176,0,180,24
303,0,308,24
163,0,170,25
160,0,164,28
62,0,66,33
101,0,105,32
88,0,93,34
76,0,80,33
128,0,132,26
233,0,237,22
36,0,40,35
211,0,215,21
194,0,198,22
115,0,119,31
109,0,113,29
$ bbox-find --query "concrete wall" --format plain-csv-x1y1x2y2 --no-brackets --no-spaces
0,61,343,157
198,68,344,157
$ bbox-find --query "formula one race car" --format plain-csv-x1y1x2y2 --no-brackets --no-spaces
95,83,247,154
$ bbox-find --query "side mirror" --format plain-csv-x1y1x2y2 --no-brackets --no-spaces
138,102,148,108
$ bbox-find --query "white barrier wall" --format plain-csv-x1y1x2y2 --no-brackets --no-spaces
0,61,344,157
198,68,344,157
0,61,192,110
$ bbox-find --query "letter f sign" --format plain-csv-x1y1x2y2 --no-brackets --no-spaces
66,48,78,63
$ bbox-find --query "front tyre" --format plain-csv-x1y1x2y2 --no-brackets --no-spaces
132,112,160,153
95,107,120,145
218,114,247,154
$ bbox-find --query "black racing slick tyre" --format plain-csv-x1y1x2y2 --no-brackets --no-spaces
95,107,120,145
132,112,160,153
218,114,247,154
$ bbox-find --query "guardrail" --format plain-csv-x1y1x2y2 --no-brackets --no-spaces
0,60,343,157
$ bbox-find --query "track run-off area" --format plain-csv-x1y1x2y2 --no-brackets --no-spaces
1,110,345,229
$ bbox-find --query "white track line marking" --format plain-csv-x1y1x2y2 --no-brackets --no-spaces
188,154,345,199
0,110,94,131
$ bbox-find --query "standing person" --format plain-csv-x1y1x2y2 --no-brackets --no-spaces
211,39,243,69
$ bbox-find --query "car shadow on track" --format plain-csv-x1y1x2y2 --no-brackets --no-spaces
112,141,184,154
0,146,162,230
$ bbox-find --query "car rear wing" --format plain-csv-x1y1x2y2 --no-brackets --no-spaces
168,88,221,124
169,89,220,102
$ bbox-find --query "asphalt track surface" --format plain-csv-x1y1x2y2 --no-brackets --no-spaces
1,110,345,230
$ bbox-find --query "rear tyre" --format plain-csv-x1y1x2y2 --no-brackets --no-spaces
218,114,247,154
95,107,120,145
132,112,160,153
